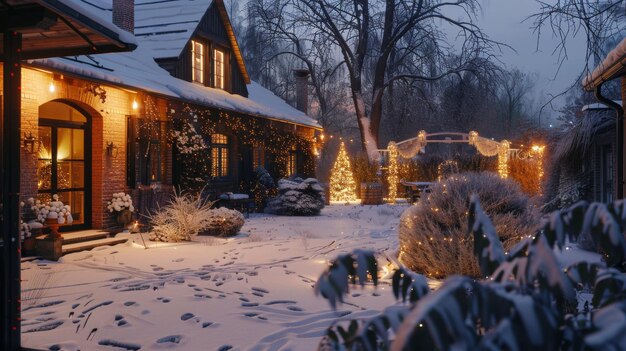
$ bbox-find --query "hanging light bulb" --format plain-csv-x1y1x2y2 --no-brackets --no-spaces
132,99,139,110
48,82,55,93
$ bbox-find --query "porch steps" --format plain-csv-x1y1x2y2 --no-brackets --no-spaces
62,237,129,254
60,230,109,244
35,229,129,256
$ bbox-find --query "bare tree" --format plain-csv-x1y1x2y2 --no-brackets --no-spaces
251,0,502,158
496,69,535,137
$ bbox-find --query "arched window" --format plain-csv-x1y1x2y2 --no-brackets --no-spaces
211,133,229,177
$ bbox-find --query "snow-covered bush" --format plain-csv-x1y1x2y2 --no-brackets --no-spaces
200,207,245,237
107,192,134,213
265,177,325,216
398,172,537,278
315,197,626,350
171,121,206,154
148,191,215,242
31,195,73,224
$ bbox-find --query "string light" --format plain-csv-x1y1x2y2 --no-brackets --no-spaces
387,142,399,203
531,144,545,194
329,141,357,202
498,140,510,179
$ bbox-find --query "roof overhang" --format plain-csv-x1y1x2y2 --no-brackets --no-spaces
214,0,250,84
583,38,626,91
0,0,136,60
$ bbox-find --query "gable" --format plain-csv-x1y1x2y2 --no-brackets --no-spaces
134,0,249,84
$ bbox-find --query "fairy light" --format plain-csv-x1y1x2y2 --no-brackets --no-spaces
498,140,510,179
531,144,545,194
387,141,399,203
329,141,357,202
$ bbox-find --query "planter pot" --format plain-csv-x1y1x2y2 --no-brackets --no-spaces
116,209,133,227
22,236,36,256
360,182,383,205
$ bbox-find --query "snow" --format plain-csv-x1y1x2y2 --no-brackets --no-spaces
582,101,623,111
48,0,137,46
31,46,320,129
583,37,626,88
21,204,408,350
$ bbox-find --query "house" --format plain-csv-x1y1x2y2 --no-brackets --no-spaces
583,37,626,199
548,102,619,209
9,0,322,231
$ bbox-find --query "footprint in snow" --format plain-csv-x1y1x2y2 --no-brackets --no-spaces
180,313,195,321
287,306,304,312
157,335,183,344
218,345,233,351
172,258,184,262
123,301,137,307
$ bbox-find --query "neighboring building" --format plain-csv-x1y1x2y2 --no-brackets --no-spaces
583,37,626,199
549,103,618,209
7,0,322,230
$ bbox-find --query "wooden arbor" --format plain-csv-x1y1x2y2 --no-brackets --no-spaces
0,1,134,349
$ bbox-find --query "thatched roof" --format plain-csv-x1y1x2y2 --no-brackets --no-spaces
553,106,615,168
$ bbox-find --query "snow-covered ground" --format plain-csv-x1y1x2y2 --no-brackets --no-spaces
21,204,409,351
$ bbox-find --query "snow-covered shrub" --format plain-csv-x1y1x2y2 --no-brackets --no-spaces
398,172,537,278
315,197,626,350
107,192,134,213
264,177,325,216
31,195,73,224
200,207,245,237
148,191,214,242
171,121,207,154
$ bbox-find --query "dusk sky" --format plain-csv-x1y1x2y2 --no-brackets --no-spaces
480,0,588,123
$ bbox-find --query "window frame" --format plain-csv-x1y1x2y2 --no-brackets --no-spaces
211,133,230,178
191,40,205,84
213,48,225,90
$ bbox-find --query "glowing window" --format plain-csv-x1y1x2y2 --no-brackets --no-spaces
192,40,204,84
211,133,229,177
214,49,225,89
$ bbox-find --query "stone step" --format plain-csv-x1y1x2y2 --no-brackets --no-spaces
62,237,129,255
59,230,110,244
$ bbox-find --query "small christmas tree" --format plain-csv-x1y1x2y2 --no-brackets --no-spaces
330,141,357,202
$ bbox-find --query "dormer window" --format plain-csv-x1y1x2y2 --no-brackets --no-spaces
192,40,204,84
213,49,225,89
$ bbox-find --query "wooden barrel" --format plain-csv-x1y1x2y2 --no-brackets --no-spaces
360,182,383,205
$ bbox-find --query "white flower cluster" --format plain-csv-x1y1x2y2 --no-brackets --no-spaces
172,122,207,154
107,192,134,213
20,220,31,240
31,195,73,224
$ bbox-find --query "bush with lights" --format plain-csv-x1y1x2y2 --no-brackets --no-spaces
398,172,538,278
314,197,626,350
265,177,325,216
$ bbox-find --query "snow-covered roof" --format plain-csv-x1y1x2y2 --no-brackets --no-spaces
30,45,321,129
583,37,626,89
134,0,211,59
582,101,623,111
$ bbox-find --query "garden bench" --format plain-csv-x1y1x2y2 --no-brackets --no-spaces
217,193,255,218
402,181,433,203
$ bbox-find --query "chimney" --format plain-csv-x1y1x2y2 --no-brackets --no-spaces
293,69,310,114
112,0,134,33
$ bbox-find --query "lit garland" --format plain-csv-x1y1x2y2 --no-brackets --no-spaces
168,102,318,192
387,142,399,203
498,140,510,179
330,141,357,202
531,145,545,194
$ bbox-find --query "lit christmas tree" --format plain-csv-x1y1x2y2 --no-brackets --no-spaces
330,141,357,202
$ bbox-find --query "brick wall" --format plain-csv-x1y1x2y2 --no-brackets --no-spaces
18,67,150,230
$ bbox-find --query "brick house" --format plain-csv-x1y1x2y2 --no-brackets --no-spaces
6,0,322,231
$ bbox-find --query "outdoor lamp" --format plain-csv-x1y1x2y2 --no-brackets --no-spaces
22,132,39,154
106,141,119,158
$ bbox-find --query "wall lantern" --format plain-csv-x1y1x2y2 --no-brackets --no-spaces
132,99,139,110
22,132,39,154
106,141,119,158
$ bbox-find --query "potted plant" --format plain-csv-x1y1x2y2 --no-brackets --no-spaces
107,192,135,227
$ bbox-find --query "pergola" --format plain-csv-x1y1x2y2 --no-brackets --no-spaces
1,1,135,349
381,131,543,200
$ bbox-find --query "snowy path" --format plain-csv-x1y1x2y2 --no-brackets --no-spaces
21,204,408,351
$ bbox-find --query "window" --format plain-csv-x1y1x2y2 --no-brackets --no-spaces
252,144,264,170
192,40,204,84
211,133,229,177
602,144,614,203
288,146,297,176
213,49,225,89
